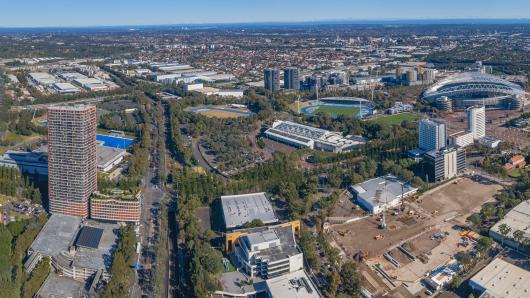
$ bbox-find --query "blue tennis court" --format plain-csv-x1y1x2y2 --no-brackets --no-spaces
96,134,135,149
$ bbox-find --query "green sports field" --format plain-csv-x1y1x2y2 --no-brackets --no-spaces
311,106,360,117
367,112,421,126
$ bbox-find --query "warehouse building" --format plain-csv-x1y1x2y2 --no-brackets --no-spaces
469,258,530,298
490,200,530,251
265,120,365,153
29,72,57,86
350,175,418,214
221,192,278,230
53,82,80,94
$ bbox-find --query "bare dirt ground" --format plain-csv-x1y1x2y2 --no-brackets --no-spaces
417,177,503,222
333,178,504,297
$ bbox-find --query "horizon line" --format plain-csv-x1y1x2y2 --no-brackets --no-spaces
2,17,530,30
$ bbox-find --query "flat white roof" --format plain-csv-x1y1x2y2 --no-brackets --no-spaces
491,200,530,241
266,270,321,298
470,258,530,298
351,175,418,211
221,192,278,229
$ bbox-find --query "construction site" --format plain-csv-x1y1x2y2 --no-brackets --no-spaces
325,176,503,297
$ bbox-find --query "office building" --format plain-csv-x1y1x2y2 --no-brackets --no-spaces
350,175,418,214
234,225,303,279
48,105,97,218
264,68,280,92
424,146,465,182
469,258,530,298
419,119,447,152
468,106,486,139
284,67,300,90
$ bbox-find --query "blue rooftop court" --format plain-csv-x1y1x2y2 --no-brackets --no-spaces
96,134,135,149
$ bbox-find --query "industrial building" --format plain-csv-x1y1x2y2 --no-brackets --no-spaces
53,82,80,94
423,72,525,110
0,150,48,176
350,175,418,214
264,68,280,92
233,225,303,279
29,72,57,86
490,200,530,251
73,78,116,92
424,146,466,182
418,119,447,152
48,105,98,218
221,192,278,230
469,258,530,298
265,120,366,153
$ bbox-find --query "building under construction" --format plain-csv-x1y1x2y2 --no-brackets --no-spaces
349,175,418,214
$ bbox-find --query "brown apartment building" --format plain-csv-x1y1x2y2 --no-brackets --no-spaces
47,104,97,218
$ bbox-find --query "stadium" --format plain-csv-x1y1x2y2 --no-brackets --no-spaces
422,73,526,110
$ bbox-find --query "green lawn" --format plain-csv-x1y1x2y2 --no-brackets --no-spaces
311,106,360,117
367,112,421,126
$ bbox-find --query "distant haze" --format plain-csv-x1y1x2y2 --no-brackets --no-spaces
1,0,530,27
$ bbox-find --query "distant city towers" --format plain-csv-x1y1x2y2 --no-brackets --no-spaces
264,68,280,92
47,105,97,218
284,67,300,90
468,106,486,139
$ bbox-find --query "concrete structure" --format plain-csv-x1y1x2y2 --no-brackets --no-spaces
221,192,278,230
74,78,114,92
265,120,365,153
490,200,530,251
419,119,447,152
469,258,530,298
265,270,321,298
423,72,525,110
424,146,465,182
448,131,474,148
436,96,453,112
479,136,501,149
36,273,85,298
97,146,126,173
29,214,83,258
48,105,97,218
264,68,280,92
0,150,48,176
284,67,300,90
58,72,88,81
234,225,303,279
350,175,418,214
468,106,486,139
90,191,141,223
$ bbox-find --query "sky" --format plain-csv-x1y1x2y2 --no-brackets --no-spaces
1,0,530,27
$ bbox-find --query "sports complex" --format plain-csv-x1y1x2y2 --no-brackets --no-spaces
299,97,375,118
422,72,526,110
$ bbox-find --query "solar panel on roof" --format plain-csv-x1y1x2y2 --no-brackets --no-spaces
75,226,104,249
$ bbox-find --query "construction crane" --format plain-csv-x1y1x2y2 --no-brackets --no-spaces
375,181,388,229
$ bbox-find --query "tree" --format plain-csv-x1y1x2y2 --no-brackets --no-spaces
498,223,512,246
340,261,360,297
513,230,525,251
477,237,494,256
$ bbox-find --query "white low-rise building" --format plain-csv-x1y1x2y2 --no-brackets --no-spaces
469,258,530,298
350,175,418,214
490,200,530,251
448,130,474,147
265,120,365,153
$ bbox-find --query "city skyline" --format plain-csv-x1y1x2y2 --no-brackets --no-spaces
1,0,530,27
